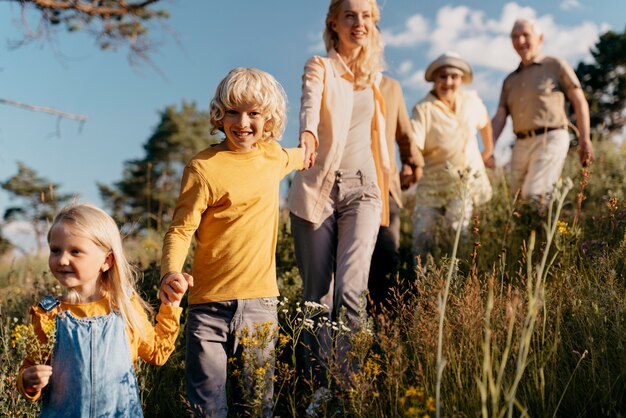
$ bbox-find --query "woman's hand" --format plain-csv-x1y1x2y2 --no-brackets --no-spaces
23,365,53,393
482,152,495,169
400,163,422,189
299,131,317,169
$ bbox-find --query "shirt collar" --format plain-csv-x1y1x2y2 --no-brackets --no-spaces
328,48,354,82
515,54,545,72
424,91,456,114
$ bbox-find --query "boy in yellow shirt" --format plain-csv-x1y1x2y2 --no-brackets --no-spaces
159,67,305,417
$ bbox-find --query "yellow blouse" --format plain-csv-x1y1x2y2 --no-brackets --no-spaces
17,295,182,401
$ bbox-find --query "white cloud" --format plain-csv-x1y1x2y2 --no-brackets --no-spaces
3,220,42,255
560,0,582,10
397,60,413,76
468,72,503,103
402,69,429,93
382,14,430,47
387,1,606,92
307,32,325,54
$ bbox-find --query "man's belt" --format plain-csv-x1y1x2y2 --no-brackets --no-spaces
515,126,566,139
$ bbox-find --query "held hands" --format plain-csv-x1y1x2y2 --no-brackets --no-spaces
482,152,495,169
299,131,317,169
23,364,53,394
400,163,422,190
159,272,193,307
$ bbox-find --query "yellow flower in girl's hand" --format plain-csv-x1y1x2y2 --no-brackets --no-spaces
11,320,56,365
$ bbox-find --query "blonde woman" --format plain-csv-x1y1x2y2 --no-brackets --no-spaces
287,0,390,388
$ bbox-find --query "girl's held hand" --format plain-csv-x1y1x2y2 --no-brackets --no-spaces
23,365,53,393
299,131,317,169
159,272,193,307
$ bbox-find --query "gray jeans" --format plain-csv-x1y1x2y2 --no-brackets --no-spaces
290,171,381,386
185,297,278,418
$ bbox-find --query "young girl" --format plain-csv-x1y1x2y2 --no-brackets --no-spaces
18,203,189,417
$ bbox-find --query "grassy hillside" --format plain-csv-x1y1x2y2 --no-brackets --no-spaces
1,140,625,417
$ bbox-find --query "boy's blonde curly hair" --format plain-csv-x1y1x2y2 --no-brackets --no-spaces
209,67,287,141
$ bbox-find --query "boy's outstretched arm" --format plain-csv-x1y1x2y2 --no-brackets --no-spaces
159,272,193,307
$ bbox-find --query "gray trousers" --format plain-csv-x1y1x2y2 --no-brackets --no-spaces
290,172,381,386
185,298,278,418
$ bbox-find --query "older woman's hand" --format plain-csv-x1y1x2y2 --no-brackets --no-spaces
400,163,422,189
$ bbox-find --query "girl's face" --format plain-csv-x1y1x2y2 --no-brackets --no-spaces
221,102,266,152
433,66,464,105
331,0,373,53
48,222,112,302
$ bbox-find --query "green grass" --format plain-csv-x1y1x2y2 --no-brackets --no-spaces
1,140,625,417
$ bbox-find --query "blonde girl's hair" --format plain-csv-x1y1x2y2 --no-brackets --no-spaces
323,0,385,89
209,67,287,141
48,203,152,339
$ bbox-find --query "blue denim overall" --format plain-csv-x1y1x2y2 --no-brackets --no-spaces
40,307,143,418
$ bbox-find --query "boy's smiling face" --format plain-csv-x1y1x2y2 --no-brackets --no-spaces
222,103,266,152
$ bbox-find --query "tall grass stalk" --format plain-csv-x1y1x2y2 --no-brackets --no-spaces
504,178,573,417
551,349,587,418
435,174,470,418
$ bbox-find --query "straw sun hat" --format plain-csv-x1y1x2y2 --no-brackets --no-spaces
424,52,473,84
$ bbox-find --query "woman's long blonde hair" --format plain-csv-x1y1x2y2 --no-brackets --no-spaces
48,203,152,338
323,0,385,89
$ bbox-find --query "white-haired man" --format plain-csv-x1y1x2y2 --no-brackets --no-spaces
492,18,594,203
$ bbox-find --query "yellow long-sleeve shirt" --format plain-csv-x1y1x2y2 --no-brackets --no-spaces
18,296,182,401
161,140,304,305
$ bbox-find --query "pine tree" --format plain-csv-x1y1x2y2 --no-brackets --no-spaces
99,101,221,233
1,162,72,253
576,28,626,137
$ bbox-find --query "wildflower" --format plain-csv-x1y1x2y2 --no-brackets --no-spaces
405,386,419,397
278,334,291,346
426,397,436,411
557,220,570,235
11,321,56,365
11,324,29,349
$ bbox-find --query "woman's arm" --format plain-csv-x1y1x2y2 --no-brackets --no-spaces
300,56,326,147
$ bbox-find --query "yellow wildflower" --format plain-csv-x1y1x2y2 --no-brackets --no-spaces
426,397,436,411
11,321,56,365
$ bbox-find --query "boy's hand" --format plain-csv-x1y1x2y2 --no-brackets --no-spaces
23,365,52,393
160,272,194,307
299,131,317,169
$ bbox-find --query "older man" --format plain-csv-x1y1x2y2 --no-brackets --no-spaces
492,18,594,203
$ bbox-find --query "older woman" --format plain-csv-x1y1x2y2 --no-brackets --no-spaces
287,0,389,387
410,52,494,261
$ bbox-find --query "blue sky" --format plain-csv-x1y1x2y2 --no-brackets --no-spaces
1,0,624,251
